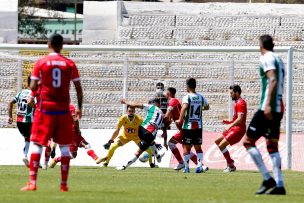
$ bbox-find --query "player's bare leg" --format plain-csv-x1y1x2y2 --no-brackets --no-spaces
21,142,42,191
215,135,235,172
243,136,276,194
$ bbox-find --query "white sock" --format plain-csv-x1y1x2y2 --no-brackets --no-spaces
270,152,284,187
196,152,203,168
247,147,272,180
125,156,138,168
184,154,190,168
149,145,158,156
24,141,30,158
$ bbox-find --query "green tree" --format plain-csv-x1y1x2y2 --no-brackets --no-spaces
18,0,62,39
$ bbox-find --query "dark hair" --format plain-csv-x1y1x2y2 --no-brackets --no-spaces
229,84,242,94
27,75,31,87
259,34,274,51
167,87,176,95
127,105,135,110
148,97,161,104
186,78,196,89
49,34,63,50
156,82,164,91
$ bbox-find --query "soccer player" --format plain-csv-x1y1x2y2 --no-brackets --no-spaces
214,85,247,172
96,105,156,167
155,82,168,115
49,104,98,168
116,98,164,170
8,76,34,167
176,78,209,173
20,34,83,192
243,34,286,195
163,87,204,171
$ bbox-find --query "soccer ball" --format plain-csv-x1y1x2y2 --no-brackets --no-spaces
139,151,150,163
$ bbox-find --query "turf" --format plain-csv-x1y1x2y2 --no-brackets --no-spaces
0,166,303,203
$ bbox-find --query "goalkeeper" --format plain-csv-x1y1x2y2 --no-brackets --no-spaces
96,105,155,167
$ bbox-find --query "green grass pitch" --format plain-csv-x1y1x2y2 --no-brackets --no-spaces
0,166,303,203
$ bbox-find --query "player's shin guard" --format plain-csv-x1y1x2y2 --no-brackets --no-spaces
106,143,119,164
189,151,198,164
221,148,234,166
267,141,284,188
44,145,51,164
24,139,30,158
196,149,203,168
168,142,183,164
183,153,190,169
59,145,70,187
125,155,139,168
29,143,43,186
245,143,271,181
145,148,153,164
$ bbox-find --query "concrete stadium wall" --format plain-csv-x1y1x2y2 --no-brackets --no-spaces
1,128,303,171
0,0,18,43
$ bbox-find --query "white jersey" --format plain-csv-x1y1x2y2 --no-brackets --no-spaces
182,92,208,130
259,51,285,113
141,104,164,136
13,89,35,123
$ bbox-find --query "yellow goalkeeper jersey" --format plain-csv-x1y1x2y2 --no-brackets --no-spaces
117,114,143,137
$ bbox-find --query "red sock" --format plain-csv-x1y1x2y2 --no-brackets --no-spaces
222,149,234,166
55,157,62,163
45,146,51,163
87,149,98,160
60,156,70,186
29,153,41,185
171,148,183,163
190,152,198,164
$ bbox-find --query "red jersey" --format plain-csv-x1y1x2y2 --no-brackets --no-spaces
168,98,181,121
232,98,247,127
31,53,80,114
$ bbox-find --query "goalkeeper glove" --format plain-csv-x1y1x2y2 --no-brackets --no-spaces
103,140,114,150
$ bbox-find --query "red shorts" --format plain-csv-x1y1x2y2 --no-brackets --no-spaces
70,131,85,152
171,130,183,144
223,126,246,145
31,110,73,146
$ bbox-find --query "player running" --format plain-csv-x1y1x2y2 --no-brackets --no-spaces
49,104,98,168
214,85,247,172
243,34,286,195
116,98,164,170
176,78,209,173
21,34,83,192
96,105,156,168
8,76,34,167
163,87,207,171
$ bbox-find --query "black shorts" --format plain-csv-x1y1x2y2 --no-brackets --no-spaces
17,122,32,139
138,126,156,151
182,129,202,145
247,110,283,140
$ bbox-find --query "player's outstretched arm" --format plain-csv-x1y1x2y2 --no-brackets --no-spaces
74,80,83,119
8,99,16,124
120,99,143,109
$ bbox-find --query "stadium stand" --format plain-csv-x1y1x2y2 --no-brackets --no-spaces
1,2,304,133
